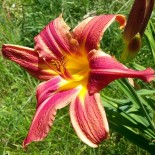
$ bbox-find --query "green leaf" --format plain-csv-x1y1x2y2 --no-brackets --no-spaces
101,78,155,153
145,20,155,64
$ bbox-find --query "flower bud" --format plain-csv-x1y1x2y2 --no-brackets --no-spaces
121,0,154,62
121,33,141,62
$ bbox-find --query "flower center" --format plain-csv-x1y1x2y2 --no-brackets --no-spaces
43,53,90,83
66,54,90,82
50,56,67,75
43,56,71,79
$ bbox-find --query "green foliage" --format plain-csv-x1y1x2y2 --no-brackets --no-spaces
0,0,155,154
101,79,155,154
145,20,155,65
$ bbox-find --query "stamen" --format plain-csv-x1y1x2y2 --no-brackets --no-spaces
43,56,69,78
43,58,61,74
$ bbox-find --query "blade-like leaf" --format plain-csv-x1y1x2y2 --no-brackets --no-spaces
145,20,155,64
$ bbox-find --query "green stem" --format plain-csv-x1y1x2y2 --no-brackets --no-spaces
122,79,155,131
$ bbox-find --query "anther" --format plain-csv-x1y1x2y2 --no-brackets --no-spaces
43,56,68,76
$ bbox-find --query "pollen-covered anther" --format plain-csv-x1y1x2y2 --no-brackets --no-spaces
70,38,79,46
66,33,79,46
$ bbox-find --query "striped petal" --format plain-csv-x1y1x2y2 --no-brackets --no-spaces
88,50,155,93
23,77,81,148
2,44,56,80
34,15,80,59
36,76,65,109
70,89,109,147
73,14,126,53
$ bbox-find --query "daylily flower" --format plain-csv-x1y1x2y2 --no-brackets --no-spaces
2,14,155,148
121,0,154,62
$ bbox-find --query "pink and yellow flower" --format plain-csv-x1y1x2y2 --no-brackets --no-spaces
2,14,155,148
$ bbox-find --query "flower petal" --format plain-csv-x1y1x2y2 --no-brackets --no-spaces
70,89,109,148
73,14,126,53
88,50,155,93
34,15,80,59
2,44,56,80
36,76,65,109
23,78,81,148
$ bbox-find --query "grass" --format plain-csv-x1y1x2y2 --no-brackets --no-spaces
0,0,154,154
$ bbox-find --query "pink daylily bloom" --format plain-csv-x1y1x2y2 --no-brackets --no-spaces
2,14,155,148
